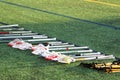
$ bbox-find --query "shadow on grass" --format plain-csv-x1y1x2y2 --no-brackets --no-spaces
96,17,120,28
0,21,9,25
64,63,107,80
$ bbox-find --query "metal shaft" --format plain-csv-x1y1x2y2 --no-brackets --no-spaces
56,49,93,54
0,24,19,28
49,46,89,51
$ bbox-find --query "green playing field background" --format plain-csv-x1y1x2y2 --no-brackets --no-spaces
0,0,120,80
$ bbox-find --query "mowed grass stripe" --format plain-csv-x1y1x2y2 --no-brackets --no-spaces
85,0,120,7
0,0,119,30
0,3,40,24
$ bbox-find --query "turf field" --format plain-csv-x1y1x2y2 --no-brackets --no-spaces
0,0,120,80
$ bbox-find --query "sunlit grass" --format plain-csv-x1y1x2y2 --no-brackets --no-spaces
0,0,120,80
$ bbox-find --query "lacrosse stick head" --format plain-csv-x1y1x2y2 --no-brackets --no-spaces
44,51,60,61
58,55,75,64
8,38,32,50
31,44,48,51
8,38,23,47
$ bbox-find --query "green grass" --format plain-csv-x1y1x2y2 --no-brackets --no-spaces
0,0,120,80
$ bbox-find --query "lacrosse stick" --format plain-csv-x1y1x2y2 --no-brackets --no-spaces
55,49,93,54
0,24,19,28
0,27,24,31
49,46,89,51
0,35,48,40
56,54,115,64
0,32,38,37
0,30,32,34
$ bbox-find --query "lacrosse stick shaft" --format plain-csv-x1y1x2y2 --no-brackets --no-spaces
48,44,75,48
0,38,56,43
25,38,56,42
48,42,69,46
75,52,101,56
75,55,115,61
0,32,38,36
0,35,48,40
52,42,68,45
46,41,63,45
0,24,19,28
56,49,93,54
49,46,89,51
0,30,32,34
0,27,24,31
72,54,105,58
